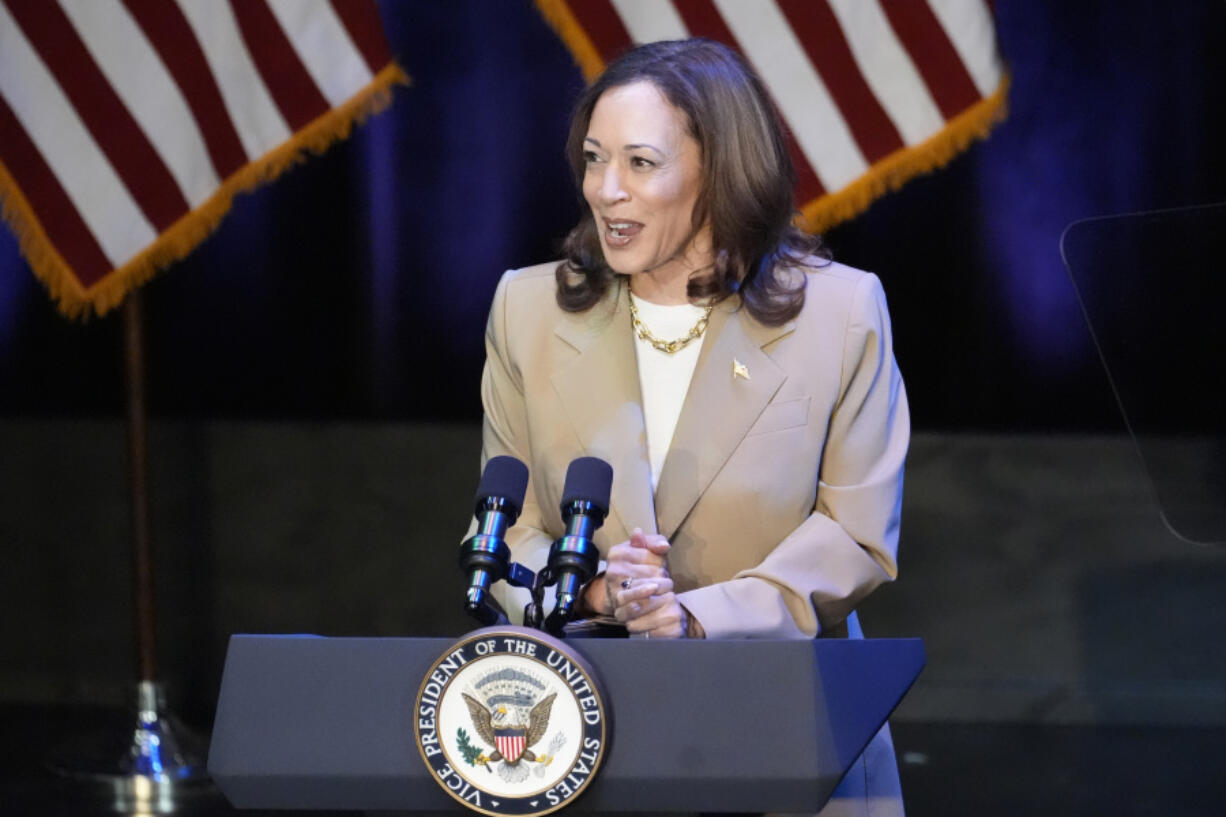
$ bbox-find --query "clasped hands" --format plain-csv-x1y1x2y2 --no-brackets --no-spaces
582,528,703,638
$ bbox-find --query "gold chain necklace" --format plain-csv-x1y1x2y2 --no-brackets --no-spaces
628,288,714,354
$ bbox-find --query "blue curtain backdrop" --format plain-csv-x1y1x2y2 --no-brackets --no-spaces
1,0,1224,430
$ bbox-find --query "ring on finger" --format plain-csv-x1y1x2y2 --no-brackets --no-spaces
620,578,632,589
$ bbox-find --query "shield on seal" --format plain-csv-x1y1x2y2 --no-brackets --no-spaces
494,727,527,763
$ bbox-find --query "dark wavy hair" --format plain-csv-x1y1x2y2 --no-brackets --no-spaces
556,38,828,325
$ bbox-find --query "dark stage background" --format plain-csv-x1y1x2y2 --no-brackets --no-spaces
2,2,1226,814
3,0,1224,429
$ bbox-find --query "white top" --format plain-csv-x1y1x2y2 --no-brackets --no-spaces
630,293,708,491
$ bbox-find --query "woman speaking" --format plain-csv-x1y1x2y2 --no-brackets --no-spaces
481,37,909,815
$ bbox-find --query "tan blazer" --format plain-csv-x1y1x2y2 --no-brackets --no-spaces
481,259,908,640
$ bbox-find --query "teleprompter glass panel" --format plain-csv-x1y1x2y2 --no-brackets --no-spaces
1062,202,1226,546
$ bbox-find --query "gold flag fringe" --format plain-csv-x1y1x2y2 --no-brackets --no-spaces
533,0,1010,237
798,73,1011,234
0,61,410,320
535,0,608,81
0,157,76,313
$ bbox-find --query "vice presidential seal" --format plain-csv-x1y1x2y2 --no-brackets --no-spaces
414,627,608,816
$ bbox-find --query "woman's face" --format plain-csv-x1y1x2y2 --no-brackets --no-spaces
581,81,707,283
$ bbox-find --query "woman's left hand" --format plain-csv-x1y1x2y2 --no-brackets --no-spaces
614,577,701,638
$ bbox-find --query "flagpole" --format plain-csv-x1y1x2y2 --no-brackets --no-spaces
50,290,208,810
123,291,158,684
47,292,208,812
117,289,210,809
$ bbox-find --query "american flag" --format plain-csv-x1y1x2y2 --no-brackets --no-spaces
536,0,1008,232
0,0,405,318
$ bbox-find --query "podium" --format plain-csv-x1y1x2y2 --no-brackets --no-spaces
208,635,924,813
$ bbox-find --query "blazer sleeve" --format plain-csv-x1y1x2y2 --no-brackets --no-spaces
678,273,909,639
477,271,556,624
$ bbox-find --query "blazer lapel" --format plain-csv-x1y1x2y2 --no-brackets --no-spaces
655,299,793,539
550,280,658,540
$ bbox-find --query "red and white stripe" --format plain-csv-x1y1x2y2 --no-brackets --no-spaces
555,0,1004,207
495,733,527,763
0,0,393,293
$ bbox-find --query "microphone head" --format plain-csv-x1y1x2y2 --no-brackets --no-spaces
560,456,613,516
475,455,529,510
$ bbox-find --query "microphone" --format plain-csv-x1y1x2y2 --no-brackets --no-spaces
543,457,613,636
458,455,529,626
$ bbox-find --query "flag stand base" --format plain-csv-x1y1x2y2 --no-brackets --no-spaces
49,681,211,814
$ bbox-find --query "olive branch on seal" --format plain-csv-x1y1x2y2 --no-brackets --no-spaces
456,727,488,769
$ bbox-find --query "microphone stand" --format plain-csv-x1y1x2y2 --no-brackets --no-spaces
459,553,553,633
461,457,610,636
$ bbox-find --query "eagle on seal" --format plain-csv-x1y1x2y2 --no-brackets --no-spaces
462,692,557,766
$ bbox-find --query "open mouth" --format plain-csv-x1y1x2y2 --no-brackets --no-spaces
603,219,642,246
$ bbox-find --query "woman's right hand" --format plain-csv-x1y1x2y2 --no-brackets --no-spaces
583,528,670,617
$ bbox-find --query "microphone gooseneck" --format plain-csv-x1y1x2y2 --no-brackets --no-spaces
544,457,613,636
459,456,529,626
